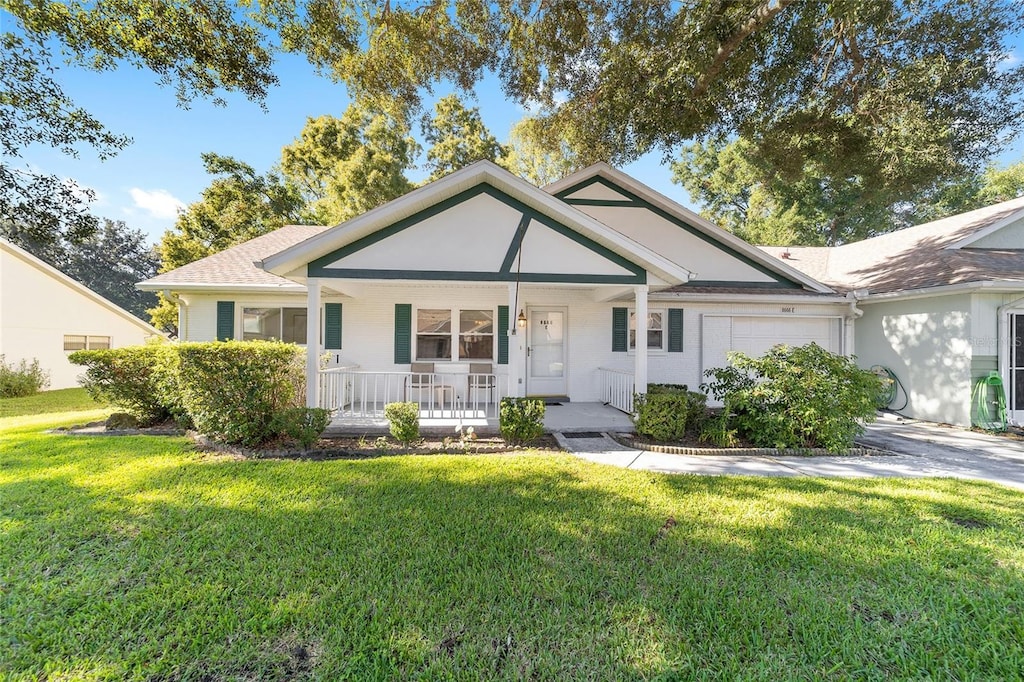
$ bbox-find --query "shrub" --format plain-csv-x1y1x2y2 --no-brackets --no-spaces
384,402,419,444
70,344,184,426
500,397,545,445
272,407,331,449
0,355,50,398
633,387,707,442
176,341,304,446
701,343,883,452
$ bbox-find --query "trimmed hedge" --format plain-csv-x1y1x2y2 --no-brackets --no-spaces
633,385,707,441
500,397,545,445
176,341,305,446
384,402,420,444
70,344,183,426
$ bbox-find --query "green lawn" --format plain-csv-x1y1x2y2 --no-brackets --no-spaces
0,387,106,419
2,411,1023,680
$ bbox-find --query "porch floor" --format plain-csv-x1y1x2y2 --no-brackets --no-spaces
323,402,634,437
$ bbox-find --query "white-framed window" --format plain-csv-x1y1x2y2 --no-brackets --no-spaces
64,335,111,351
416,307,494,361
242,307,307,344
629,309,666,351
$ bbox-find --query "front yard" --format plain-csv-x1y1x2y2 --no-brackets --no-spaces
2,398,1023,680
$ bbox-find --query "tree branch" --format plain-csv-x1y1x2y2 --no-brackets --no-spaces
691,0,797,99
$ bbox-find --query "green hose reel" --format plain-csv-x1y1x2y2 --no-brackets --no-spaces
972,371,1007,432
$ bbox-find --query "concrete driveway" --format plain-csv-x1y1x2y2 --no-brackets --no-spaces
555,417,1024,491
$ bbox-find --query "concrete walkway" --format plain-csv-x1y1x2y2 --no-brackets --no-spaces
554,417,1024,491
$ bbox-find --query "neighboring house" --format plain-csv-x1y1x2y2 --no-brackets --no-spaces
761,197,1024,427
139,161,854,423
0,237,162,390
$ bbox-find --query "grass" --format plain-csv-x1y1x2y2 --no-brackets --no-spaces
2,410,1023,680
0,387,106,419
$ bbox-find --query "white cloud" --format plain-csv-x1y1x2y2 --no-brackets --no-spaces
129,188,185,219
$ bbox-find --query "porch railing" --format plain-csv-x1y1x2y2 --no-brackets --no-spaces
319,368,508,419
598,367,635,414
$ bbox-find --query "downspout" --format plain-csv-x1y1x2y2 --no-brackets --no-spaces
165,290,187,340
843,289,867,356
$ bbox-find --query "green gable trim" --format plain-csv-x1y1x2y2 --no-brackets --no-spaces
324,302,342,350
497,305,509,365
563,198,641,207
306,182,647,283
216,301,234,341
668,309,684,353
612,307,628,352
500,214,532,273
556,175,801,288
394,304,412,364
675,280,801,290
309,269,645,285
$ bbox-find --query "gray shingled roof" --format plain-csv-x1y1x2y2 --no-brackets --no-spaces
759,197,1024,294
139,224,329,289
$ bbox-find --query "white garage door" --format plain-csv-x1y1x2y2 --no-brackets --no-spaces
701,315,843,379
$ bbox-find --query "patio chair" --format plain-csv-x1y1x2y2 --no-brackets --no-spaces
405,362,435,403
468,363,495,405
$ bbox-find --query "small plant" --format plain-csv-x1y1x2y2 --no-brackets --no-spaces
500,397,545,445
374,436,391,450
272,407,331,449
0,355,50,398
633,385,707,441
384,401,420,444
702,343,883,452
699,404,740,448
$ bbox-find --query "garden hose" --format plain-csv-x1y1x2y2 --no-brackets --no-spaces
971,371,1007,432
870,365,908,411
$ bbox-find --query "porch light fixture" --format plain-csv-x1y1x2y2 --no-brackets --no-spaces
517,309,527,328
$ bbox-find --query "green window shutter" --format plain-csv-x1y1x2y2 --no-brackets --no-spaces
394,304,412,364
612,307,628,352
324,303,342,350
497,305,509,365
216,301,234,341
668,309,684,353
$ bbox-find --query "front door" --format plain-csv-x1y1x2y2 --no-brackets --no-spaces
527,307,567,397
1010,314,1024,423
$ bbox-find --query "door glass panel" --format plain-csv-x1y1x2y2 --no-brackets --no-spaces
1014,315,1024,410
530,311,564,378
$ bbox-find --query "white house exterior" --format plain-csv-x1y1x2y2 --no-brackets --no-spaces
140,162,854,424
762,197,1024,427
1,237,162,390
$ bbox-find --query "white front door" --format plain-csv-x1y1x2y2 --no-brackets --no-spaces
527,307,568,397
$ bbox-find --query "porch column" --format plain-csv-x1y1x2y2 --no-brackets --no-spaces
306,278,322,408
508,283,523,397
634,284,649,394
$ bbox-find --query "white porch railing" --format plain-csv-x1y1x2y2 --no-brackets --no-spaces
319,368,509,419
598,367,635,414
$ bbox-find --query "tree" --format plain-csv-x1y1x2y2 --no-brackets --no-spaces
2,1,279,245
150,152,305,330
280,105,417,224
422,95,504,182
500,117,583,187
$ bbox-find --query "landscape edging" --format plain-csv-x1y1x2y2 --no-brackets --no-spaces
612,434,895,457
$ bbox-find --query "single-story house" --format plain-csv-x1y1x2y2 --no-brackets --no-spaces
761,197,1024,428
139,161,856,426
1,237,162,390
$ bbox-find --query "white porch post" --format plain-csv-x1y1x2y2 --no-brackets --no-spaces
306,278,322,408
508,283,523,397
634,284,649,394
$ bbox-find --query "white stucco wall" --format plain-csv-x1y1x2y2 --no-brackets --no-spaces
0,246,157,390
182,286,848,402
855,295,974,426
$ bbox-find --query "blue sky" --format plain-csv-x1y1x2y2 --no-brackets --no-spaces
9,22,1024,246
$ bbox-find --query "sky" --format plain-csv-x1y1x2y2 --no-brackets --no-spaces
7,16,1024,246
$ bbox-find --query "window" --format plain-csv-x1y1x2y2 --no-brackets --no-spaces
64,335,111,351
416,308,494,361
242,307,306,344
630,310,665,350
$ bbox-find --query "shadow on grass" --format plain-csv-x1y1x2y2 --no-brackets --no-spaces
3,441,1023,680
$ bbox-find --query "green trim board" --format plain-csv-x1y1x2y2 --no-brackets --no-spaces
672,280,802,290
307,182,647,284
562,198,640,207
555,175,801,288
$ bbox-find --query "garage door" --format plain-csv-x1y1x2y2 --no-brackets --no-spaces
701,315,843,379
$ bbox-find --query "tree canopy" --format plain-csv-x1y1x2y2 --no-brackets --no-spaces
422,95,505,182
